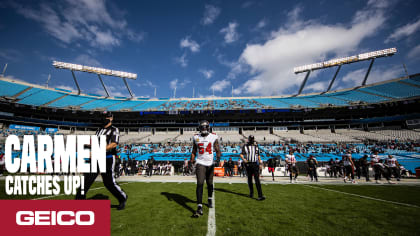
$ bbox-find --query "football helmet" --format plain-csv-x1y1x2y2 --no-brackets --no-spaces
199,120,210,136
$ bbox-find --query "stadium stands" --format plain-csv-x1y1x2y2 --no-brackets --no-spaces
360,81,420,99
1,75,419,111
0,80,29,97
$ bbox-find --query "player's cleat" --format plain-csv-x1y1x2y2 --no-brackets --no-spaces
249,193,254,198
290,179,293,183
208,198,213,208
194,205,203,217
257,196,266,201
375,180,381,184
117,195,128,211
343,178,347,183
388,180,396,184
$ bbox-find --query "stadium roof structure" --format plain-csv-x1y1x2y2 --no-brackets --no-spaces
0,73,419,112
52,61,137,98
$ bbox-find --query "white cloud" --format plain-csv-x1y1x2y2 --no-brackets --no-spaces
338,66,403,90
231,2,387,96
304,81,329,93
407,44,420,59
169,78,191,90
11,0,144,49
180,37,200,53
0,49,22,62
385,18,420,43
137,80,157,88
220,22,239,44
174,53,188,67
73,54,102,67
93,85,127,97
216,53,247,79
199,69,214,79
241,1,254,8
255,18,268,30
210,79,230,92
55,85,74,91
201,4,221,25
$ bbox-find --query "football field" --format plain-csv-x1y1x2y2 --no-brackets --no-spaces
1,178,420,236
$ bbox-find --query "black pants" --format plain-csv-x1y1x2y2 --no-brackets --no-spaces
246,163,263,198
76,156,127,203
308,167,318,181
362,166,370,181
344,165,354,180
288,165,299,180
196,164,214,205
148,165,153,176
356,166,361,179
388,167,401,180
373,165,390,181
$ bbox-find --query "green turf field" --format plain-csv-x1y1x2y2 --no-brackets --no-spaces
1,181,420,235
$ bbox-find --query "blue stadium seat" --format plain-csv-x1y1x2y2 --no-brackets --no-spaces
255,98,288,108
275,97,320,107
303,95,349,106
131,100,168,111
107,100,147,111
359,82,420,98
0,80,29,97
80,99,124,110
330,90,387,103
48,94,95,108
18,88,66,106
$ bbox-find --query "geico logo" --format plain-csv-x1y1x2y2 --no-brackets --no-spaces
16,211,95,226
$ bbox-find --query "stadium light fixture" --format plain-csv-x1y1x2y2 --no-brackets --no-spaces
293,48,397,95
52,61,137,97
293,48,397,74
52,61,137,79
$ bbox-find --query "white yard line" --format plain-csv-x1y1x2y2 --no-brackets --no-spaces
32,183,131,200
206,190,216,236
304,184,420,209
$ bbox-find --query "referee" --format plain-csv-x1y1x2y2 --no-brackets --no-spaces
76,111,128,210
240,135,265,201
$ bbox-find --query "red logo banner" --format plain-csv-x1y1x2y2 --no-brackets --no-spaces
0,200,110,236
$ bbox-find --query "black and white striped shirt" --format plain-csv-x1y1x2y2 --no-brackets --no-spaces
96,125,119,156
241,143,260,163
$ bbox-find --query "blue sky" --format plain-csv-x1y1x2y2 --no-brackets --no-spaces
0,0,419,98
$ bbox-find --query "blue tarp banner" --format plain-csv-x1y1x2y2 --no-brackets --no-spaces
9,124,40,131
45,128,58,133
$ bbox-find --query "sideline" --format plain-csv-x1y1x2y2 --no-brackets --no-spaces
304,184,420,209
206,188,216,236
32,182,131,200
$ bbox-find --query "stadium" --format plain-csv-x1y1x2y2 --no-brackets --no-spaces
1,62,420,235
1,1,420,235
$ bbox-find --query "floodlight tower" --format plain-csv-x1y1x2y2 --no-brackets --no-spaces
293,48,397,95
52,61,137,97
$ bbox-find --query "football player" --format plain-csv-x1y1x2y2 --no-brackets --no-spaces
371,152,394,184
342,153,356,184
191,120,221,218
306,155,318,182
385,155,400,181
285,150,298,183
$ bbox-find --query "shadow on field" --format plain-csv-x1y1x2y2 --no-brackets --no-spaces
161,192,196,214
88,194,109,200
215,188,249,198
87,194,120,208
